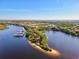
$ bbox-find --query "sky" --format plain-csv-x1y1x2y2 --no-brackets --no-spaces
0,0,79,20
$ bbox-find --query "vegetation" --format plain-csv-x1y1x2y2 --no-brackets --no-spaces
1,20,79,52
54,23,79,36
0,23,7,30
26,29,51,51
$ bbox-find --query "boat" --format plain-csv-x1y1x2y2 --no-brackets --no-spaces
14,31,25,37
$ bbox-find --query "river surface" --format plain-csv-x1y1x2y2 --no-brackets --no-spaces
1,25,79,59
0,25,53,59
46,31,79,59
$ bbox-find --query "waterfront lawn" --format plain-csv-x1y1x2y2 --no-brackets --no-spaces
0,24,7,30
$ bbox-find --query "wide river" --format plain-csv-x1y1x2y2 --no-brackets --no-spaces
0,25,79,59
0,25,52,59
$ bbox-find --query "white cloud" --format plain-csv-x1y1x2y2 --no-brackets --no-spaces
0,15,79,20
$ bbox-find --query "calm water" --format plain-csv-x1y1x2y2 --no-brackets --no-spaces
0,25,53,59
1,25,79,59
46,31,79,59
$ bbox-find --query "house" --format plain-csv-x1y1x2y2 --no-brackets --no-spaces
31,24,38,28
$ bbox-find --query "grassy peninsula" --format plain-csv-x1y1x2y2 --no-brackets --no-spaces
0,23,7,30
26,28,52,51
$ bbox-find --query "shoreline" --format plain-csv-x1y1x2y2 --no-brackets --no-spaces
0,24,7,30
27,40,61,58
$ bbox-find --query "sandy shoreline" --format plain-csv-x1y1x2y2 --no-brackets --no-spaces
27,40,61,58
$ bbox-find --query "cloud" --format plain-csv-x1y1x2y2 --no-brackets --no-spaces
0,15,79,20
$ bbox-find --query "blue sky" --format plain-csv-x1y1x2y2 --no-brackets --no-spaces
0,0,79,20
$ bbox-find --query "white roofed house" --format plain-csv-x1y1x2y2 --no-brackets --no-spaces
31,24,38,28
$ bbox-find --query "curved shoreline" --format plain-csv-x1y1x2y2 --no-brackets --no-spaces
27,40,61,58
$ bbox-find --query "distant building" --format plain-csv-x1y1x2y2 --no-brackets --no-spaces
31,24,38,28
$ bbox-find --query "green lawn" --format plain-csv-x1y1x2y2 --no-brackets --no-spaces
0,24,7,30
